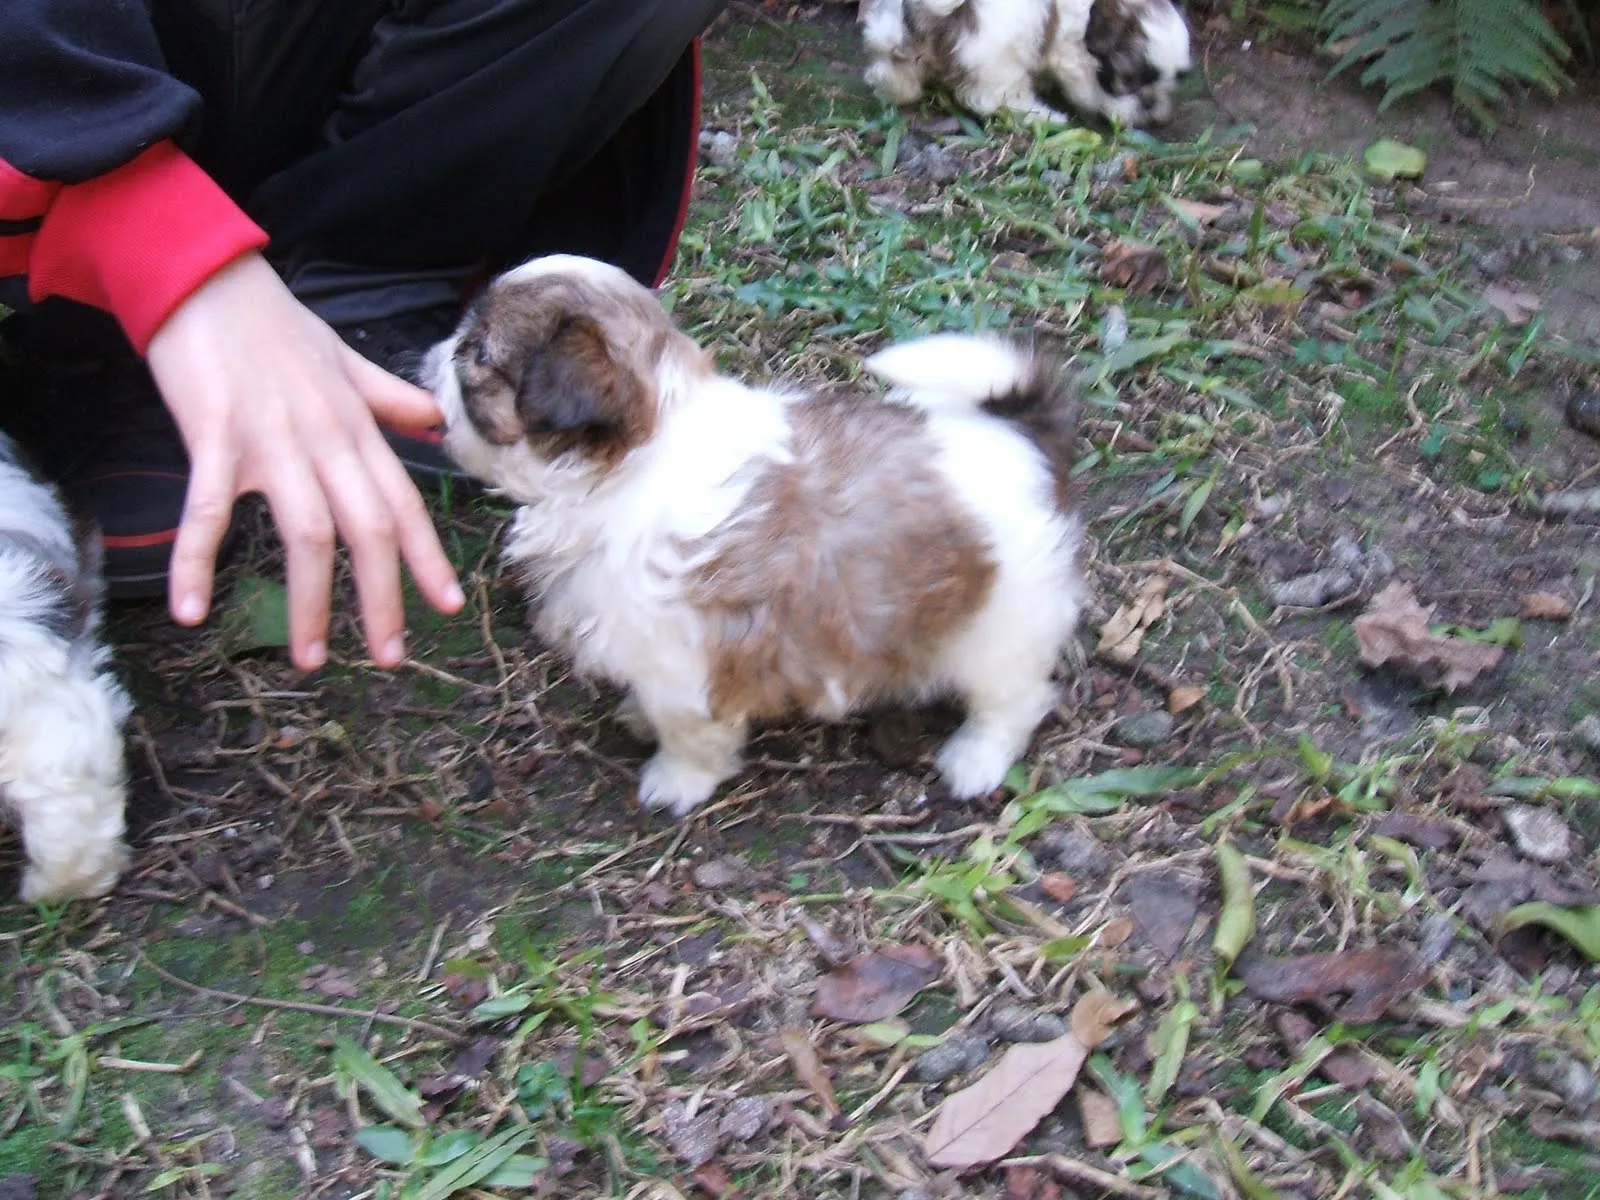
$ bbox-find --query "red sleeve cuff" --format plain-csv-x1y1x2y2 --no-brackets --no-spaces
27,142,269,353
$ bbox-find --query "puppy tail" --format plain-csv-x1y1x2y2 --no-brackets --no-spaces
865,333,1081,507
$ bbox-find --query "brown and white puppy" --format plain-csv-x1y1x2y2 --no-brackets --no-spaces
861,0,1192,127
428,254,1086,816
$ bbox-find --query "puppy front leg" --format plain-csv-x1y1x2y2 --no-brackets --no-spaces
636,706,747,818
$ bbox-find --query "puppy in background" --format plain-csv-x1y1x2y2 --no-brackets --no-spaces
0,434,131,902
430,254,1086,817
860,0,1192,127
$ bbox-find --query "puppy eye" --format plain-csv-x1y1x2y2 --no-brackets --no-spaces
473,340,491,367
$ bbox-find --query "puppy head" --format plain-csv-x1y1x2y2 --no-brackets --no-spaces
1085,0,1192,125
428,255,708,499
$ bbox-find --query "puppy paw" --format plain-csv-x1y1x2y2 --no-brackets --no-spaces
935,730,1016,800
20,845,127,904
638,755,724,818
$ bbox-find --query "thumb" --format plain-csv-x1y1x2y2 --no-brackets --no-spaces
342,345,445,431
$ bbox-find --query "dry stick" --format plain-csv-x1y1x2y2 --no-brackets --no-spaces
136,949,466,1044
1036,1154,1163,1199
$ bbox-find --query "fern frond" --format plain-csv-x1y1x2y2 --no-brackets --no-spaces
1319,0,1573,130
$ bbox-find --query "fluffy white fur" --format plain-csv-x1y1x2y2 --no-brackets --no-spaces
861,0,1192,127
430,255,1085,817
0,435,131,902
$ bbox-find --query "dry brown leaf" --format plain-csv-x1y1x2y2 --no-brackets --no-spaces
1100,239,1169,293
1352,581,1505,692
923,1031,1090,1168
811,944,939,1023
1069,990,1139,1049
1099,917,1135,948
1240,946,1426,1023
1004,1164,1063,1200
1076,1086,1123,1148
1482,282,1543,326
691,1161,745,1199
1039,873,1078,903
1521,591,1574,620
778,1029,840,1118
1169,197,1230,225
1096,576,1169,665
1167,685,1205,714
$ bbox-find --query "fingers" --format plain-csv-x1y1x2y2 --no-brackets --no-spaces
343,348,445,430
311,436,407,668
351,424,467,618
170,442,237,628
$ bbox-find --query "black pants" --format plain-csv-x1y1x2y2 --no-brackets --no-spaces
40,0,724,343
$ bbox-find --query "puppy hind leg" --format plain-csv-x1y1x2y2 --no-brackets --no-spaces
636,706,747,818
936,676,1057,800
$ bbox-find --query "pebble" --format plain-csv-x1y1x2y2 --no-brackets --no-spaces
915,1033,991,1083
1091,153,1135,182
718,1096,770,1141
989,1004,1069,1043
1330,535,1366,571
1418,913,1458,964
1041,827,1113,878
1503,805,1575,864
1268,567,1356,608
697,130,738,170
691,856,747,890
1568,390,1600,440
905,144,960,184
1101,304,1129,353
1113,710,1175,749
1575,715,1600,758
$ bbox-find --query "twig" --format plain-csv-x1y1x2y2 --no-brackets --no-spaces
136,949,465,1043
1033,1153,1163,1198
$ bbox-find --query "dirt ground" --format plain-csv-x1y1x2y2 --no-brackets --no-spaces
3,6,1600,1200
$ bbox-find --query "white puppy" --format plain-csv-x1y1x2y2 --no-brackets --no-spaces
0,434,131,901
860,0,1192,127
429,255,1086,817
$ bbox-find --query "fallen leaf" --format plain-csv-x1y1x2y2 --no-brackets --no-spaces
1167,685,1205,714
1069,990,1139,1049
1319,1050,1378,1089
811,944,939,1022
692,856,747,890
1039,873,1078,903
1096,576,1169,664
1076,1086,1123,1147
1373,812,1457,850
1165,196,1231,226
219,573,290,658
309,969,360,999
691,1161,745,1199
778,1030,840,1118
1496,903,1600,960
1522,591,1574,620
1352,582,1505,692
718,1096,771,1142
1123,871,1200,960
1363,138,1426,181
1004,1164,1063,1200
1212,841,1256,970
1099,917,1135,948
1100,239,1169,293
1240,946,1426,1022
1483,283,1543,327
923,1031,1091,1168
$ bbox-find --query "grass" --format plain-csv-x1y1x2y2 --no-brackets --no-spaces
2,9,1600,1199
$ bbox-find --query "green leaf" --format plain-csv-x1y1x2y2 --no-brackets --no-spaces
355,1125,421,1166
406,1127,536,1200
1497,903,1600,960
1363,138,1426,181
218,573,290,657
857,1021,910,1047
1146,999,1199,1106
483,1153,549,1189
1099,331,1191,378
1212,841,1256,970
333,1037,427,1130
471,992,534,1022
1138,1141,1222,1199
1180,477,1214,535
1488,775,1600,800
417,1128,482,1167
1041,935,1092,963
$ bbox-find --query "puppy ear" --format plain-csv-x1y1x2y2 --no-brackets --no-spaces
514,318,628,439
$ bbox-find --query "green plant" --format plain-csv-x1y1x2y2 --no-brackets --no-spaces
1320,0,1572,129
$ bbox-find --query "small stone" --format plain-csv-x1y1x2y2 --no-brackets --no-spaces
1568,390,1600,439
915,1034,990,1083
1365,546,1396,581
718,1096,770,1141
1330,535,1366,571
1322,478,1355,508
1113,710,1175,749
1092,153,1135,182
1574,715,1600,758
896,1191,935,1200
1041,827,1113,878
1502,805,1575,864
1418,915,1459,965
691,856,746,890
989,1005,1069,1043
697,130,738,170
662,1103,720,1168
905,144,960,184
1268,568,1356,608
